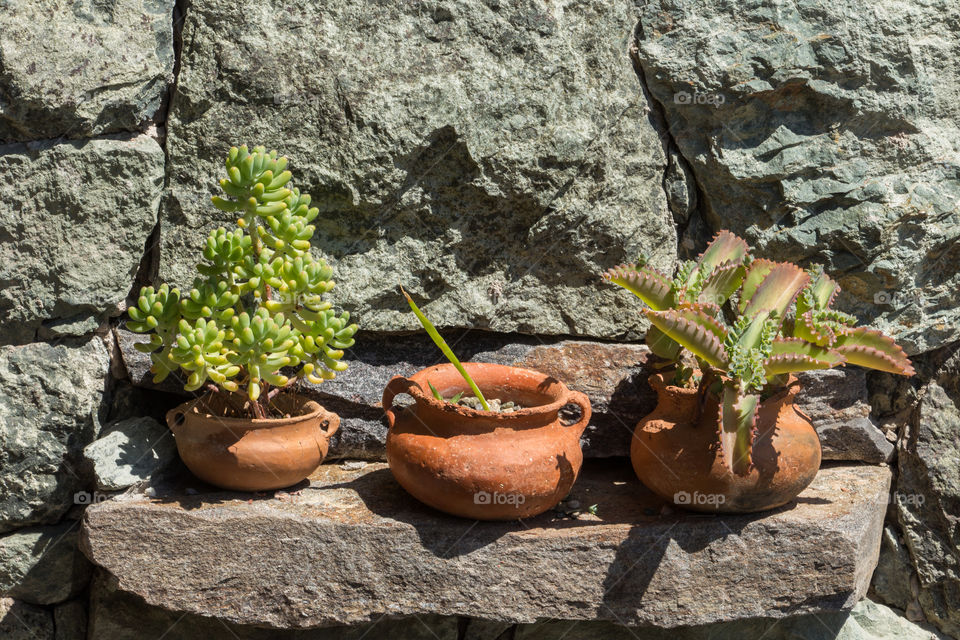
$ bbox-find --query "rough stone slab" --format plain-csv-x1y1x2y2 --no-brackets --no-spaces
0,597,54,640
118,328,897,463
0,337,111,532
83,416,176,491
88,571,459,640
896,345,960,638
81,461,890,630
0,0,175,142
0,134,165,344
0,521,91,605
510,598,949,640
634,0,960,354
797,369,893,463
162,0,675,339
53,599,88,640
870,525,917,614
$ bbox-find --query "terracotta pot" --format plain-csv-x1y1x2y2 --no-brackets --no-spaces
631,373,820,513
383,363,592,520
165,393,339,491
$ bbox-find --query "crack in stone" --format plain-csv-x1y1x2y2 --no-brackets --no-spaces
628,17,707,259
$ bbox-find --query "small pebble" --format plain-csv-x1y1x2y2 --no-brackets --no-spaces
185,488,199,495
144,487,157,498
341,461,368,470
566,500,581,510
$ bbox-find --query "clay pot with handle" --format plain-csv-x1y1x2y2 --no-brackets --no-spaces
166,392,339,491
383,363,592,520
631,372,821,513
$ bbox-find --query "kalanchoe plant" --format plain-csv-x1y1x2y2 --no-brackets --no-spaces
603,231,914,476
603,231,750,384
127,145,359,418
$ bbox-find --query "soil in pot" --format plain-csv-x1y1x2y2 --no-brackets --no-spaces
165,392,339,492
631,372,821,513
383,362,592,521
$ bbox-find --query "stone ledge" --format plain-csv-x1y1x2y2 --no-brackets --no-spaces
80,461,890,630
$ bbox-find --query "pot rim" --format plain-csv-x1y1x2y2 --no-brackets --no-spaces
170,392,326,429
402,362,575,420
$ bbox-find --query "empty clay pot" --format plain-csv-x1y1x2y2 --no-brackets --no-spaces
631,373,821,513
383,363,592,520
165,393,339,491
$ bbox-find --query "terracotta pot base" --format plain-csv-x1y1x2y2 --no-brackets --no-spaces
166,393,339,491
384,363,591,520
631,373,821,513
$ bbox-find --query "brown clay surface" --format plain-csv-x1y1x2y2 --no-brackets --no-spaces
167,393,339,491
384,362,591,520
632,373,822,513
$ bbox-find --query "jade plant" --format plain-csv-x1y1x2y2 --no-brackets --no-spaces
401,287,491,411
127,145,358,418
603,231,913,475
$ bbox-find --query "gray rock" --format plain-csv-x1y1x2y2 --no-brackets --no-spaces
0,134,165,345
512,599,947,640
842,599,948,640
161,0,676,339
81,462,890,629
0,598,54,640
53,599,88,640
634,0,960,354
83,417,176,491
871,525,916,613
0,521,92,606
0,337,111,532
0,0,175,142
896,344,960,638
796,369,894,463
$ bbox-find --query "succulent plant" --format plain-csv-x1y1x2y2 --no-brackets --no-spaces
128,145,358,418
603,231,913,476
603,231,750,381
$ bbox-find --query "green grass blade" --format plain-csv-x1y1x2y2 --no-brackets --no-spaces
402,287,490,410
427,380,444,401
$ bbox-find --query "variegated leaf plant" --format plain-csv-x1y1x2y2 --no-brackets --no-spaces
603,231,913,476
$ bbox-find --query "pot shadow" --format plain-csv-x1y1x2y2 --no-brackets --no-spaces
141,464,313,511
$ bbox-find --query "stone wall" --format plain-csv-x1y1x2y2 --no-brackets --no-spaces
1,0,958,639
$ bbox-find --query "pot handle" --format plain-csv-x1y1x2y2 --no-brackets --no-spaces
165,403,191,430
319,411,340,438
562,390,592,436
382,376,418,429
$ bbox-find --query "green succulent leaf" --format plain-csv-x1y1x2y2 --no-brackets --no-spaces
720,385,759,477
643,309,729,368
402,286,489,410
602,263,674,310
740,260,810,321
834,327,915,376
